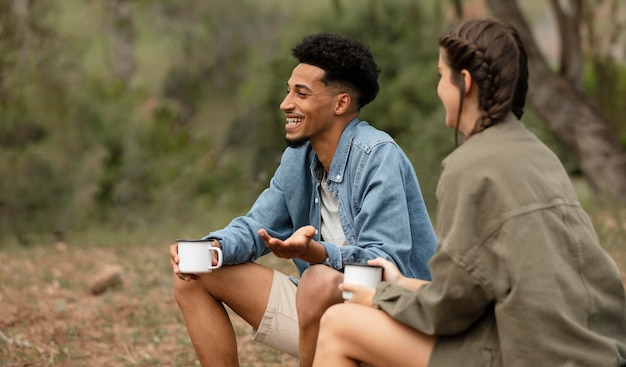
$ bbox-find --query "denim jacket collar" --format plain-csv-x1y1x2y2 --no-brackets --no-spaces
311,117,359,185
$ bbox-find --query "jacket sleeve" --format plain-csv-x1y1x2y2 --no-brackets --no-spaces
373,249,492,335
370,140,503,335
323,142,436,277
206,150,300,265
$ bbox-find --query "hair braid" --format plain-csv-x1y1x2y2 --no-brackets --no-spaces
473,49,496,133
438,19,528,138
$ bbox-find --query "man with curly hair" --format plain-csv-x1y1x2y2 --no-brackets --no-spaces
170,32,436,367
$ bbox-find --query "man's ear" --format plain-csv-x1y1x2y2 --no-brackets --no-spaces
334,93,351,115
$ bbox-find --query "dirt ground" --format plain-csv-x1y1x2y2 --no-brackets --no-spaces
0,241,299,367
1,222,624,366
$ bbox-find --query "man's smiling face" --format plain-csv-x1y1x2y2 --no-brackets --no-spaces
280,63,338,148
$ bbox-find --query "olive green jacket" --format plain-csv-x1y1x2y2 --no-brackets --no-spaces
373,117,626,366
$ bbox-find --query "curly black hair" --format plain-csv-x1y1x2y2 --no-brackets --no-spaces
292,32,381,109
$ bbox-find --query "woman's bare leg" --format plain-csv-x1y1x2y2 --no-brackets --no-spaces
313,303,435,367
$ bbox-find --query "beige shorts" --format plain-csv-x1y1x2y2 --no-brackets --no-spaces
252,270,299,357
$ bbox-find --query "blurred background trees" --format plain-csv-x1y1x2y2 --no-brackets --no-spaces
486,0,626,199
0,0,624,246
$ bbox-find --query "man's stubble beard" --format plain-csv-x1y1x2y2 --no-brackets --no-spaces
285,136,309,148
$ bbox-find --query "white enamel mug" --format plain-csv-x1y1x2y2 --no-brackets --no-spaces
177,239,223,274
342,263,383,300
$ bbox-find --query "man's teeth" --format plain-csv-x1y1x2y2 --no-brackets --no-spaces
286,118,302,125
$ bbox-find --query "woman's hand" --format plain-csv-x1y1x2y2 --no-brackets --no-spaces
340,283,376,307
367,257,430,291
368,257,404,285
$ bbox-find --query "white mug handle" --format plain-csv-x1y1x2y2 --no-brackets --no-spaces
208,247,223,270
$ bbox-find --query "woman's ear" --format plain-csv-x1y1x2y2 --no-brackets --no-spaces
461,69,473,95
334,92,351,115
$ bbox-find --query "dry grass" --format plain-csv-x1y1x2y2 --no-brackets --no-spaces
0,207,624,366
0,241,299,367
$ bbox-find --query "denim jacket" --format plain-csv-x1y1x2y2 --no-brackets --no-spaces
207,118,436,280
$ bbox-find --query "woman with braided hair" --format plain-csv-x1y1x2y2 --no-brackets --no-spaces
312,18,626,367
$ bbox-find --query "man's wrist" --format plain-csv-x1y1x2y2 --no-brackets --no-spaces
300,240,328,264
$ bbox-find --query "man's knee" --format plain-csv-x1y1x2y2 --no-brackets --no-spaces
296,265,343,321
173,276,209,307
299,265,342,292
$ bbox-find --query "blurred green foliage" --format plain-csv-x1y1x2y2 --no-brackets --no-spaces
585,54,626,147
0,0,623,246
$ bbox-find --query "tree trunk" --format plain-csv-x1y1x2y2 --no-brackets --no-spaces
486,0,626,201
549,0,584,92
107,0,135,88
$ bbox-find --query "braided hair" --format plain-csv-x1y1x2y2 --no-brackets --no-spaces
438,19,528,141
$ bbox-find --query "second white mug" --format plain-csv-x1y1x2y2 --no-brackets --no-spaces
342,263,383,300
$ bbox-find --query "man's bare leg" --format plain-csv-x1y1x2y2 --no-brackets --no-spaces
296,265,345,367
174,262,275,367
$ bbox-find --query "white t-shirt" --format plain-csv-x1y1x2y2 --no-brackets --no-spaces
319,179,348,247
